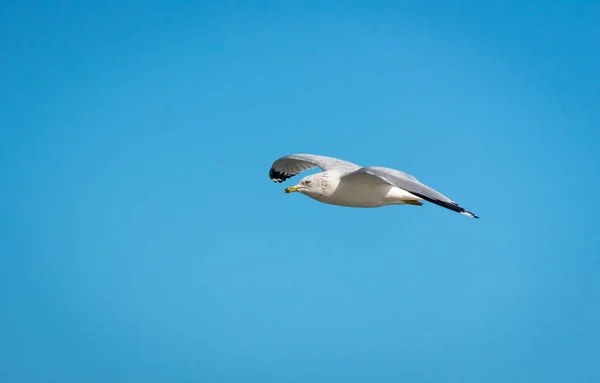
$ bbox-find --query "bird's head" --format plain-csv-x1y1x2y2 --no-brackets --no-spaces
284,175,319,195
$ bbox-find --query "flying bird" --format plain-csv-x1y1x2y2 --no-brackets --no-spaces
269,153,479,218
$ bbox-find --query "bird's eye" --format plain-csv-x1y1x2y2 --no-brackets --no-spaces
304,180,311,185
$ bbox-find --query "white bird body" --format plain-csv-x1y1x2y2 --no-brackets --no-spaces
299,170,420,208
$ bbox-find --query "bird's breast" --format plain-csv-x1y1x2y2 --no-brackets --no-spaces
312,182,392,208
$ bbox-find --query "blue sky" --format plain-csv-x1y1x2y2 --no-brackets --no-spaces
1,1,599,382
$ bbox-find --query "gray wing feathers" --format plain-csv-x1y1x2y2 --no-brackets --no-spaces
344,166,479,218
346,166,455,203
269,154,360,183
364,166,420,183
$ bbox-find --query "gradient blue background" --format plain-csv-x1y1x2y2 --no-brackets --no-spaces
2,1,599,382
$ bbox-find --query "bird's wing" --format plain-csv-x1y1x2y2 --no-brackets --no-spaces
269,154,361,183
341,166,479,218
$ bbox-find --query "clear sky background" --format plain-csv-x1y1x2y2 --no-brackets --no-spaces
1,1,599,382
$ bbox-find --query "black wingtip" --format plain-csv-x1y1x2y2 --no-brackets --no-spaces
410,192,479,219
269,167,291,183
461,210,480,219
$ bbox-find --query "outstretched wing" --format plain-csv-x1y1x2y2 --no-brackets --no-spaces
341,166,479,218
269,154,360,183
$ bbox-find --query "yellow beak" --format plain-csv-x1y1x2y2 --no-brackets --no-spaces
284,186,300,193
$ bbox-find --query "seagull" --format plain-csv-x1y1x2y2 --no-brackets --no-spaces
269,153,479,218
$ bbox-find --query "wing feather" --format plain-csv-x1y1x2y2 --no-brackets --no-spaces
269,154,360,183
342,166,479,218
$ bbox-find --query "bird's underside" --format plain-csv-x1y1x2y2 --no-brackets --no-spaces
269,153,479,219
